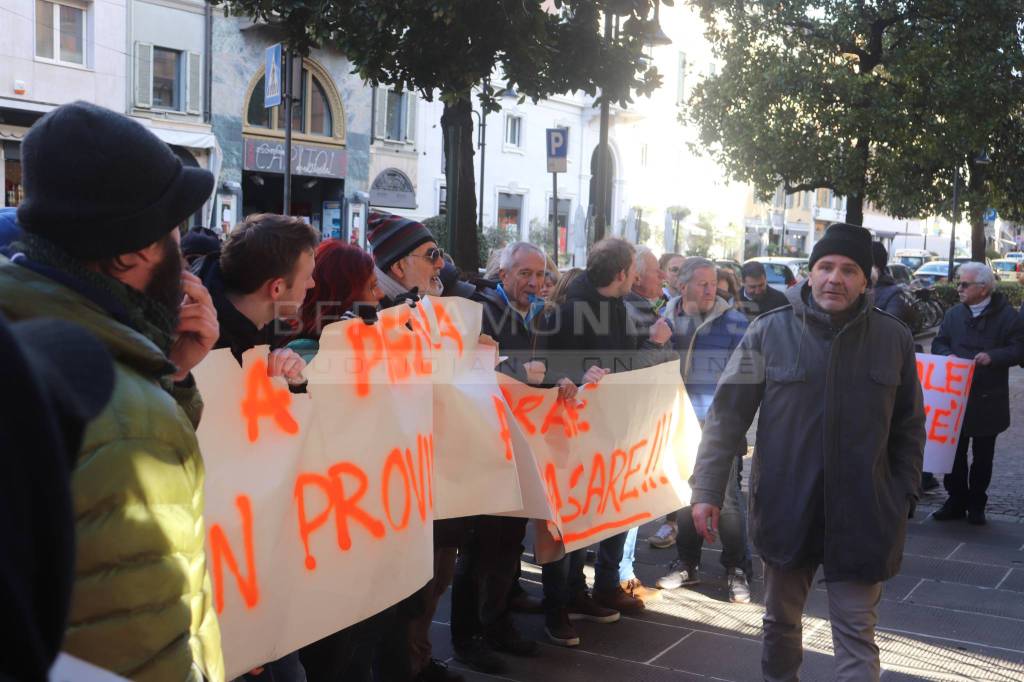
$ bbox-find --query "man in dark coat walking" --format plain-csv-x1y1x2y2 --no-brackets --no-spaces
691,223,926,681
931,262,1024,525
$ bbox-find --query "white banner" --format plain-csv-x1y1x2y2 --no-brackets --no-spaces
914,352,975,474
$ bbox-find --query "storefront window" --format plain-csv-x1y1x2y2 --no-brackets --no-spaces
247,66,337,139
498,192,524,234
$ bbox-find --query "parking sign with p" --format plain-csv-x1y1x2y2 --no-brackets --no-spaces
546,128,568,173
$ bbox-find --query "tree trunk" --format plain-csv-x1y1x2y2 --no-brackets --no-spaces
844,137,870,227
441,98,480,271
844,194,865,227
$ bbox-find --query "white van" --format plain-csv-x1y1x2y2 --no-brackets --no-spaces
893,249,939,272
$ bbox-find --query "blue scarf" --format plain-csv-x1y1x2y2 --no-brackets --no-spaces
496,283,543,325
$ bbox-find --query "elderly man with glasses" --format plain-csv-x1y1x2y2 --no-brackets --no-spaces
368,212,446,307
931,262,1024,525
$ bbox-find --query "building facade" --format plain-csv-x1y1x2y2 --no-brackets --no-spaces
1,0,128,207
210,15,375,242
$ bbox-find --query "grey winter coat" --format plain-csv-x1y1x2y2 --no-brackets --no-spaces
690,284,926,583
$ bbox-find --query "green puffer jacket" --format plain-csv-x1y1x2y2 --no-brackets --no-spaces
0,259,224,682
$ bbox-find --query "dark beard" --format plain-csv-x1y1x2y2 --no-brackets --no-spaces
145,234,184,319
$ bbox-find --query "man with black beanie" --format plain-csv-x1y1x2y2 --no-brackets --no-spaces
690,223,925,681
0,101,224,680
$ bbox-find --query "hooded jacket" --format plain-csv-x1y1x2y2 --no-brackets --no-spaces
535,273,675,384
872,271,916,329
931,290,1024,436
0,258,224,681
663,296,749,423
691,284,926,583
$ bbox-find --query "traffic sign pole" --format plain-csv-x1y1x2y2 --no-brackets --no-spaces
283,50,294,216
552,171,558,265
546,128,568,266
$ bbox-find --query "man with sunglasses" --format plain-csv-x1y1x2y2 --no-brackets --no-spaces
367,212,463,682
931,262,1024,525
369,212,445,307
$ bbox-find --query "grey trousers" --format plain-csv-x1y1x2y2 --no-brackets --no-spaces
762,563,882,682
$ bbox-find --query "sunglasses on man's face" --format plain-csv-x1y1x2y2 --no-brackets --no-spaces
956,281,982,290
411,247,445,263
668,266,681,274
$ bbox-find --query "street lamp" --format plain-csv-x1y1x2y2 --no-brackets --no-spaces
946,151,991,281
593,1,670,242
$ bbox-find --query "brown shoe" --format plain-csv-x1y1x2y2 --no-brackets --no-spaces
593,585,645,615
621,578,661,604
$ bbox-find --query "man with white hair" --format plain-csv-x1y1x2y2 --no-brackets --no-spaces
451,242,578,673
931,261,1024,525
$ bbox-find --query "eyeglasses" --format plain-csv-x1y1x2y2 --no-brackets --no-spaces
668,266,681,274
410,247,445,264
956,281,983,289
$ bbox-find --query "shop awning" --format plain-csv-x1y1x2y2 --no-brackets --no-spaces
144,124,218,150
0,124,27,141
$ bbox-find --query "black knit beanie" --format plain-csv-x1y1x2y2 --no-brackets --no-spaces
809,223,873,280
17,101,214,260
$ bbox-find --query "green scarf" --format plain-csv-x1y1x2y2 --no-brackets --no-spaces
17,233,178,354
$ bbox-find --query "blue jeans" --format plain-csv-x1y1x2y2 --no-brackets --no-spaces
618,526,639,582
675,456,752,576
594,532,629,592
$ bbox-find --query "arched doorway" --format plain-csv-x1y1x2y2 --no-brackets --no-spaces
241,58,347,233
589,145,615,230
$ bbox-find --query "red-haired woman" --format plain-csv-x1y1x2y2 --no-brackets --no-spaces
288,239,383,362
288,240,390,681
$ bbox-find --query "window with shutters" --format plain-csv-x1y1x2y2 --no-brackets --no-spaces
35,0,87,67
373,88,415,144
244,58,342,142
135,44,201,114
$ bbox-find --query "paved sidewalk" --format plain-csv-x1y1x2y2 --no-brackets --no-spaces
428,367,1024,681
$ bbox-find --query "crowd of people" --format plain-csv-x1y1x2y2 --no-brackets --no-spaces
4,101,1024,682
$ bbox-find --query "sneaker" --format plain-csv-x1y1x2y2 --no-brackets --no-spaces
621,578,662,604
727,568,751,604
484,617,538,657
567,592,621,623
648,521,678,548
656,560,701,590
967,509,987,526
593,585,645,615
544,609,581,647
932,502,966,521
453,637,507,675
417,658,465,682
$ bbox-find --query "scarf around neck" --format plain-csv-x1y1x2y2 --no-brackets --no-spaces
17,233,178,354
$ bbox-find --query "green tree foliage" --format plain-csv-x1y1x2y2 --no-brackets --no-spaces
686,0,1024,259
214,0,669,269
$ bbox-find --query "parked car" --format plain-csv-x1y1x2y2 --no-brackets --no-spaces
744,257,797,291
990,259,1021,282
887,263,914,285
893,249,940,272
913,260,960,286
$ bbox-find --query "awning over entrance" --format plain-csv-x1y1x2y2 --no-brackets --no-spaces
146,125,218,150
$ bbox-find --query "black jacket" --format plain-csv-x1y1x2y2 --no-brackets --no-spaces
473,285,537,383
873,273,916,329
192,254,288,361
692,285,926,583
737,285,789,321
931,291,1024,436
535,273,674,385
